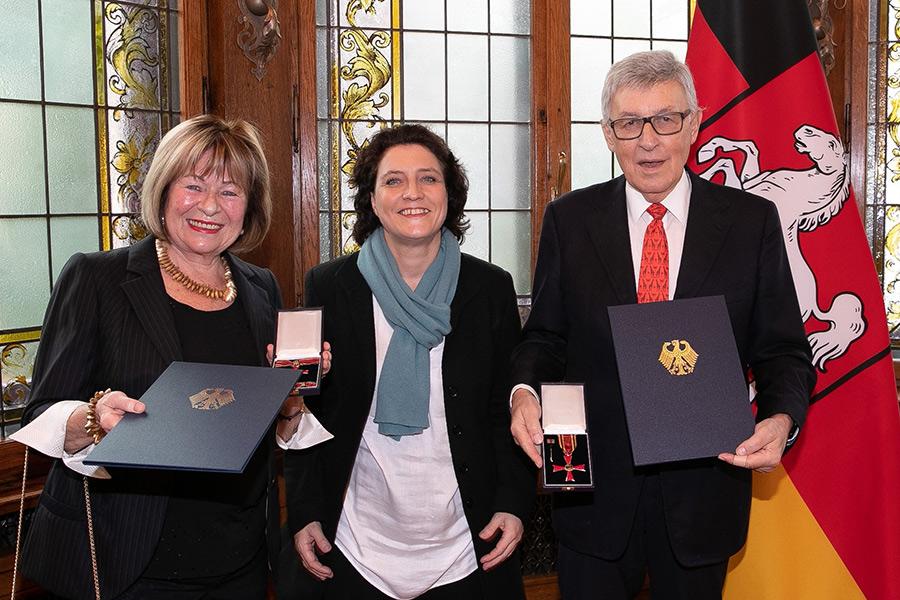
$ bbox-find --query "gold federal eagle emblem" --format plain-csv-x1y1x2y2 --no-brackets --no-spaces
189,388,235,410
658,340,699,376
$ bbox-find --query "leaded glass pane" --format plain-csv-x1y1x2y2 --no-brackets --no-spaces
613,0,651,38
883,205,900,334
613,38,652,62
339,0,390,28
491,211,531,294
571,37,611,122
890,0,900,42
402,32,446,120
489,0,530,35
490,124,530,209
571,124,613,190
0,218,49,331
0,103,46,216
338,28,394,120
462,210,489,261
103,3,162,112
50,216,100,283
447,34,489,121
651,39,688,62
169,11,180,111
447,0,488,33
447,123,489,209
490,36,530,122
43,0,94,104
46,106,98,214
403,0,444,30
107,110,160,214
571,0,612,37
317,28,329,120
0,0,41,101
2,340,38,414
652,0,688,40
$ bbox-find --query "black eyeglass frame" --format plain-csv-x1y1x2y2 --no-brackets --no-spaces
606,110,693,140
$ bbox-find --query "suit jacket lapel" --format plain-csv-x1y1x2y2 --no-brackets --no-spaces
675,173,735,299
338,255,377,396
230,257,275,366
586,177,637,304
120,236,182,364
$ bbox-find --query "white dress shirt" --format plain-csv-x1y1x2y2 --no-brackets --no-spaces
335,298,477,600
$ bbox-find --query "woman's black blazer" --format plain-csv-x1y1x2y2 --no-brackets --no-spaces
20,236,282,600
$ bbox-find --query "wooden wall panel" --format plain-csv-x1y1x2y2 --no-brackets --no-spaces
205,2,301,306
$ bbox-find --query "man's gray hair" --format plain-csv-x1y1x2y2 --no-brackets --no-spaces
601,50,699,120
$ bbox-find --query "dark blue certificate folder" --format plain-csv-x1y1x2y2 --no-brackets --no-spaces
608,296,754,466
85,362,301,473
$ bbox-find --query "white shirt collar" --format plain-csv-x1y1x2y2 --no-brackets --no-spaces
625,170,692,226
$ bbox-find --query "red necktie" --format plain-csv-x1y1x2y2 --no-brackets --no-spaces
637,203,668,303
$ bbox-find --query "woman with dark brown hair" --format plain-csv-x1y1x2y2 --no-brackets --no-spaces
284,124,534,599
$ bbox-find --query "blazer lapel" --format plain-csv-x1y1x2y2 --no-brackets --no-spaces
675,173,736,299
120,236,182,364
585,177,638,304
230,257,275,366
338,255,377,396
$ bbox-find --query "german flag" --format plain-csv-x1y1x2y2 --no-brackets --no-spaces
686,2,900,598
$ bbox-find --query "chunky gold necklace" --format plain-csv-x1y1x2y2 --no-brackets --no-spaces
155,239,237,302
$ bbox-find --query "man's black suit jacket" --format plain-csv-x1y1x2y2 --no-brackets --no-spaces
283,252,535,597
20,236,282,600
510,172,815,567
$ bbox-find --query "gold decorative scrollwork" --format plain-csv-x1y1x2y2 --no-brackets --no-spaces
806,0,836,76
237,0,282,81
1,343,32,408
338,1,391,178
329,0,393,256
112,215,149,244
105,3,161,119
341,213,360,255
111,129,157,213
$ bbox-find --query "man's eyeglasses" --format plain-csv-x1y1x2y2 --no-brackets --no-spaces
606,111,692,140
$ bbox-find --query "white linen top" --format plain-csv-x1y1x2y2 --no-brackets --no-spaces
334,298,478,600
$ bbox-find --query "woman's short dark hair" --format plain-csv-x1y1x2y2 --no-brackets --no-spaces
350,124,470,246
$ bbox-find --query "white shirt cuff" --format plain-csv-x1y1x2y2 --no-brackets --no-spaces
509,383,540,409
276,409,334,450
10,401,111,479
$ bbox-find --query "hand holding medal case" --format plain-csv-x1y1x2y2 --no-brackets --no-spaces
272,307,323,395
541,383,593,491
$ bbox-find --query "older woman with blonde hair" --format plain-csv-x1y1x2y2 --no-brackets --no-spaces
13,114,327,599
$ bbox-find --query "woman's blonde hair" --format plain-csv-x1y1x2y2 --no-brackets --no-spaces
140,114,272,254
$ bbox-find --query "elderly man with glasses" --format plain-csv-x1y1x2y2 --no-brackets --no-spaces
509,51,815,600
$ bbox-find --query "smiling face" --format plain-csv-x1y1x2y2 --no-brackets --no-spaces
371,143,448,252
603,79,700,203
163,153,248,261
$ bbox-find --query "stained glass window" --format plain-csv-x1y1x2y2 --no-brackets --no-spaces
869,0,900,342
316,0,533,294
0,0,180,437
569,0,691,189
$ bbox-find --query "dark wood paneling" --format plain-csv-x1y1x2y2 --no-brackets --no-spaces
205,3,301,306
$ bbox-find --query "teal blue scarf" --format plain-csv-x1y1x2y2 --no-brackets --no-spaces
357,228,461,439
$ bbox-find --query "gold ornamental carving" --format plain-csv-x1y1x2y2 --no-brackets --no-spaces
237,0,282,81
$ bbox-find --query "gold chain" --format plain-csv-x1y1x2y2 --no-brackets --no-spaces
11,447,27,599
83,478,101,600
155,239,237,302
